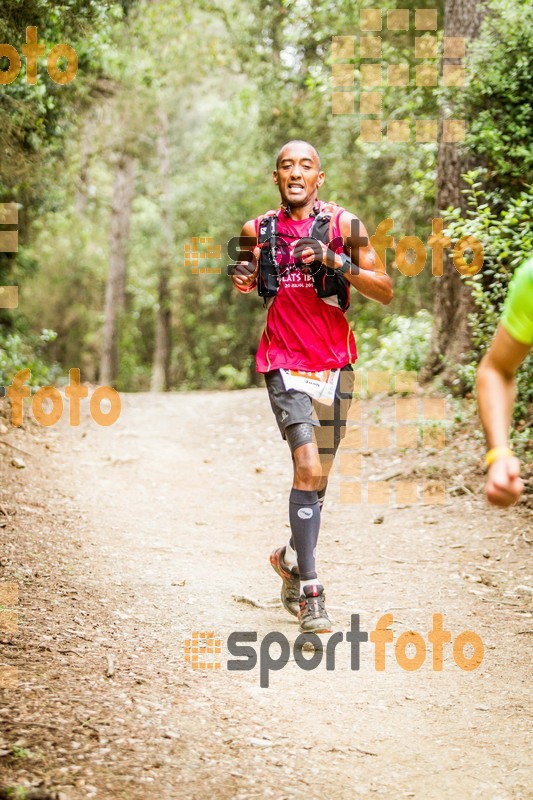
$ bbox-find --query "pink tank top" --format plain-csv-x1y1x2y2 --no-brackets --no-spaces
255,203,357,373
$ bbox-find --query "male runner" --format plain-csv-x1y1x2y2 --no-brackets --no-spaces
232,140,393,632
477,257,533,507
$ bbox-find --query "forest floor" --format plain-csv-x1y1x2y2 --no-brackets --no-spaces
0,386,531,800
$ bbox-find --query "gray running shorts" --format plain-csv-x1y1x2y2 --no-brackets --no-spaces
264,365,355,454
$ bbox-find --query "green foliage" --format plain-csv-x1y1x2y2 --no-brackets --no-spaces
445,171,532,349
1,788,29,800
17,203,109,380
0,0,135,359
0,329,60,387
355,309,433,375
10,746,35,760
0,0,122,200
445,170,532,448
462,0,533,188
116,309,154,391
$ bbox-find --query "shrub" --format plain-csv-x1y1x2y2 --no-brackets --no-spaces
356,309,433,376
0,329,60,388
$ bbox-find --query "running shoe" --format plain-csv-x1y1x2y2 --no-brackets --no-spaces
270,546,300,617
298,584,333,633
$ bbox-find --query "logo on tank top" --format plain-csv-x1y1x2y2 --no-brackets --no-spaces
280,269,313,290
298,508,313,519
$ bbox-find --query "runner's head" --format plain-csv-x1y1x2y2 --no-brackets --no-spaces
273,140,325,210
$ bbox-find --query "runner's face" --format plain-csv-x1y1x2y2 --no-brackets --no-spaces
273,144,325,208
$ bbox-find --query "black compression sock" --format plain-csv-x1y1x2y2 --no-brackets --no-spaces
289,488,321,581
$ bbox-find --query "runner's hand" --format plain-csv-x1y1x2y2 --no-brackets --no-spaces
485,455,524,507
232,246,260,288
297,241,342,271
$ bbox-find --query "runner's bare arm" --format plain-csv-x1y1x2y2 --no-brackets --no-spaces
476,325,529,506
340,212,393,305
232,220,260,291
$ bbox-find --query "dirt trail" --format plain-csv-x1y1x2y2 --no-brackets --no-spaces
1,389,531,799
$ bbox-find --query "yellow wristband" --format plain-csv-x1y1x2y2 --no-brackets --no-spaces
485,447,514,467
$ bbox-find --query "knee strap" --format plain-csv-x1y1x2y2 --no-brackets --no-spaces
285,422,314,453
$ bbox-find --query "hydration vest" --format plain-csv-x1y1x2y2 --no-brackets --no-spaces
256,205,350,312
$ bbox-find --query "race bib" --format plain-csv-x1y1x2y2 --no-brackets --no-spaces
280,368,340,406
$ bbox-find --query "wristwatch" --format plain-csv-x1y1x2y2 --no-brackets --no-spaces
337,253,353,275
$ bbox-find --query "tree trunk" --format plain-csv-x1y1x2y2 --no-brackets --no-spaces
100,153,137,385
151,107,173,393
75,114,93,217
421,0,486,388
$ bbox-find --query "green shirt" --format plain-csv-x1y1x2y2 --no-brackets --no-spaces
501,258,533,346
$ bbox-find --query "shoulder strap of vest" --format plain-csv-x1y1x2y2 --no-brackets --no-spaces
309,202,345,244
257,210,278,244
309,204,350,312
256,210,280,303
308,211,330,243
